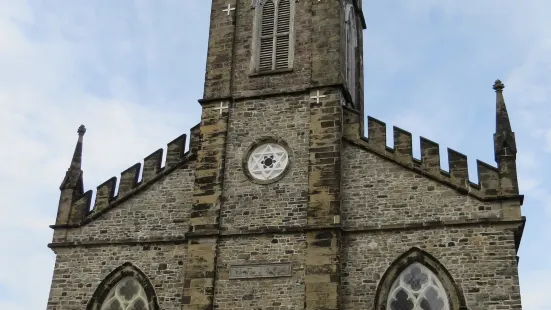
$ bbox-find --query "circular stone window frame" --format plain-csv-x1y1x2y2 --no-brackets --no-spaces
242,137,293,185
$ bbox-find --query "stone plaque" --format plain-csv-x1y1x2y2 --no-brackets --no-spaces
229,263,292,279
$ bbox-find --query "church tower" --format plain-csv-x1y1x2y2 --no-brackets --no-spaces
46,1,525,309
185,0,365,308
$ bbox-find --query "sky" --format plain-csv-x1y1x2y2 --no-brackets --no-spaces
0,0,550,309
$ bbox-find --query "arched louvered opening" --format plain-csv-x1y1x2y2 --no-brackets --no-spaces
257,0,293,72
344,2,358,105
87,263,160,310
275,0,291,70
259,0,275,71
374,248,467,310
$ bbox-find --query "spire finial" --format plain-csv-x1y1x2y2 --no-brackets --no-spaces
493,79,505,91
493,79,516,161
78,124,86,136
494,79,512,133
492,80,519,195
60,124,86,190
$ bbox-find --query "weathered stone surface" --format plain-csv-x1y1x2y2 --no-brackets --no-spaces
215,234,306,309
221,95,310,231
54,167,194,244
46,0,524,309
341,227,521,309
229,263,292,279
46,245,186,310
342,142,505,228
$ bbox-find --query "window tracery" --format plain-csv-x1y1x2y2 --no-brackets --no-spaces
387,263,450,310
247,143,289,181
374,248,467,310
100,277,149,310
87,263,159,310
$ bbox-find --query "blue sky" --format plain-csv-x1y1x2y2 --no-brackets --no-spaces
0,0,549,309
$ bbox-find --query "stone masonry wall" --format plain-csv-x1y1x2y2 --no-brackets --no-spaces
231,0,313,98
221,95,310,232
214,233,306,309
55,167,195,244
342,142,503,228
341,227,521,309
46,244,186,310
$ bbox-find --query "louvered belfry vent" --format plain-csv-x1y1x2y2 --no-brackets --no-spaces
258,0,292,72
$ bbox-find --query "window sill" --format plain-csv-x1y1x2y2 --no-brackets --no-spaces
249,68,293,77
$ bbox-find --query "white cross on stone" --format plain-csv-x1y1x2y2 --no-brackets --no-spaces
223,4,236,16
311,90,326,104
214,102,229,115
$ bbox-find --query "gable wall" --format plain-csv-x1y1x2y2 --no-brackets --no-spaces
341,142,502,229
47,166,194,309
57,166,195,244
340,140,522,309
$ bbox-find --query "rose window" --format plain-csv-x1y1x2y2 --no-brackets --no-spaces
100,277,149,310
247,143,289,181
387,263,450,310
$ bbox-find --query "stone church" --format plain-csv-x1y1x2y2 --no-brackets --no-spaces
46,0,525,309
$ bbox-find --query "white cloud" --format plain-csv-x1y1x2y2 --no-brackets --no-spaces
0,1,207,309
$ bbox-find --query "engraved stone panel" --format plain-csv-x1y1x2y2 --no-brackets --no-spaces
229,263,292,279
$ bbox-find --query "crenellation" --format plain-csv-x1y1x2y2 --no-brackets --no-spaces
165,134,187,169
118,163,141,197
343,107,361,140
420,136,441,175
69,190,92,223
93,177,117,212
393,126,413,164
346,118,515,200
447,148,469,188
58,129,197,227
367,116,386,152
188,124,201,163
142,148,163,183
477,160,500,196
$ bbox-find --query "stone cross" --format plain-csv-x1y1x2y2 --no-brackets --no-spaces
214,102,229,115
223,4,236,16
311,90,326,104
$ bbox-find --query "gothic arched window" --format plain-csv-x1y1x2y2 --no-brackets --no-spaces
87,263,160,310
100,277,149,310
387,263,449,310
253,0,294,72
374,248,467,310
344,1,358,105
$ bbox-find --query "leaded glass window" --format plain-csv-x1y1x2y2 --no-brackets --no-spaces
100,277,149,310
386,263,450,310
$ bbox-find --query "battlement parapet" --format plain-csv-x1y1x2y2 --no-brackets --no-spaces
52,124,200,228
345,116,513,201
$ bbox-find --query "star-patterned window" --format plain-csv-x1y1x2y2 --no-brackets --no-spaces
247,143,289,181
387,263,450,310
100,277,149,310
